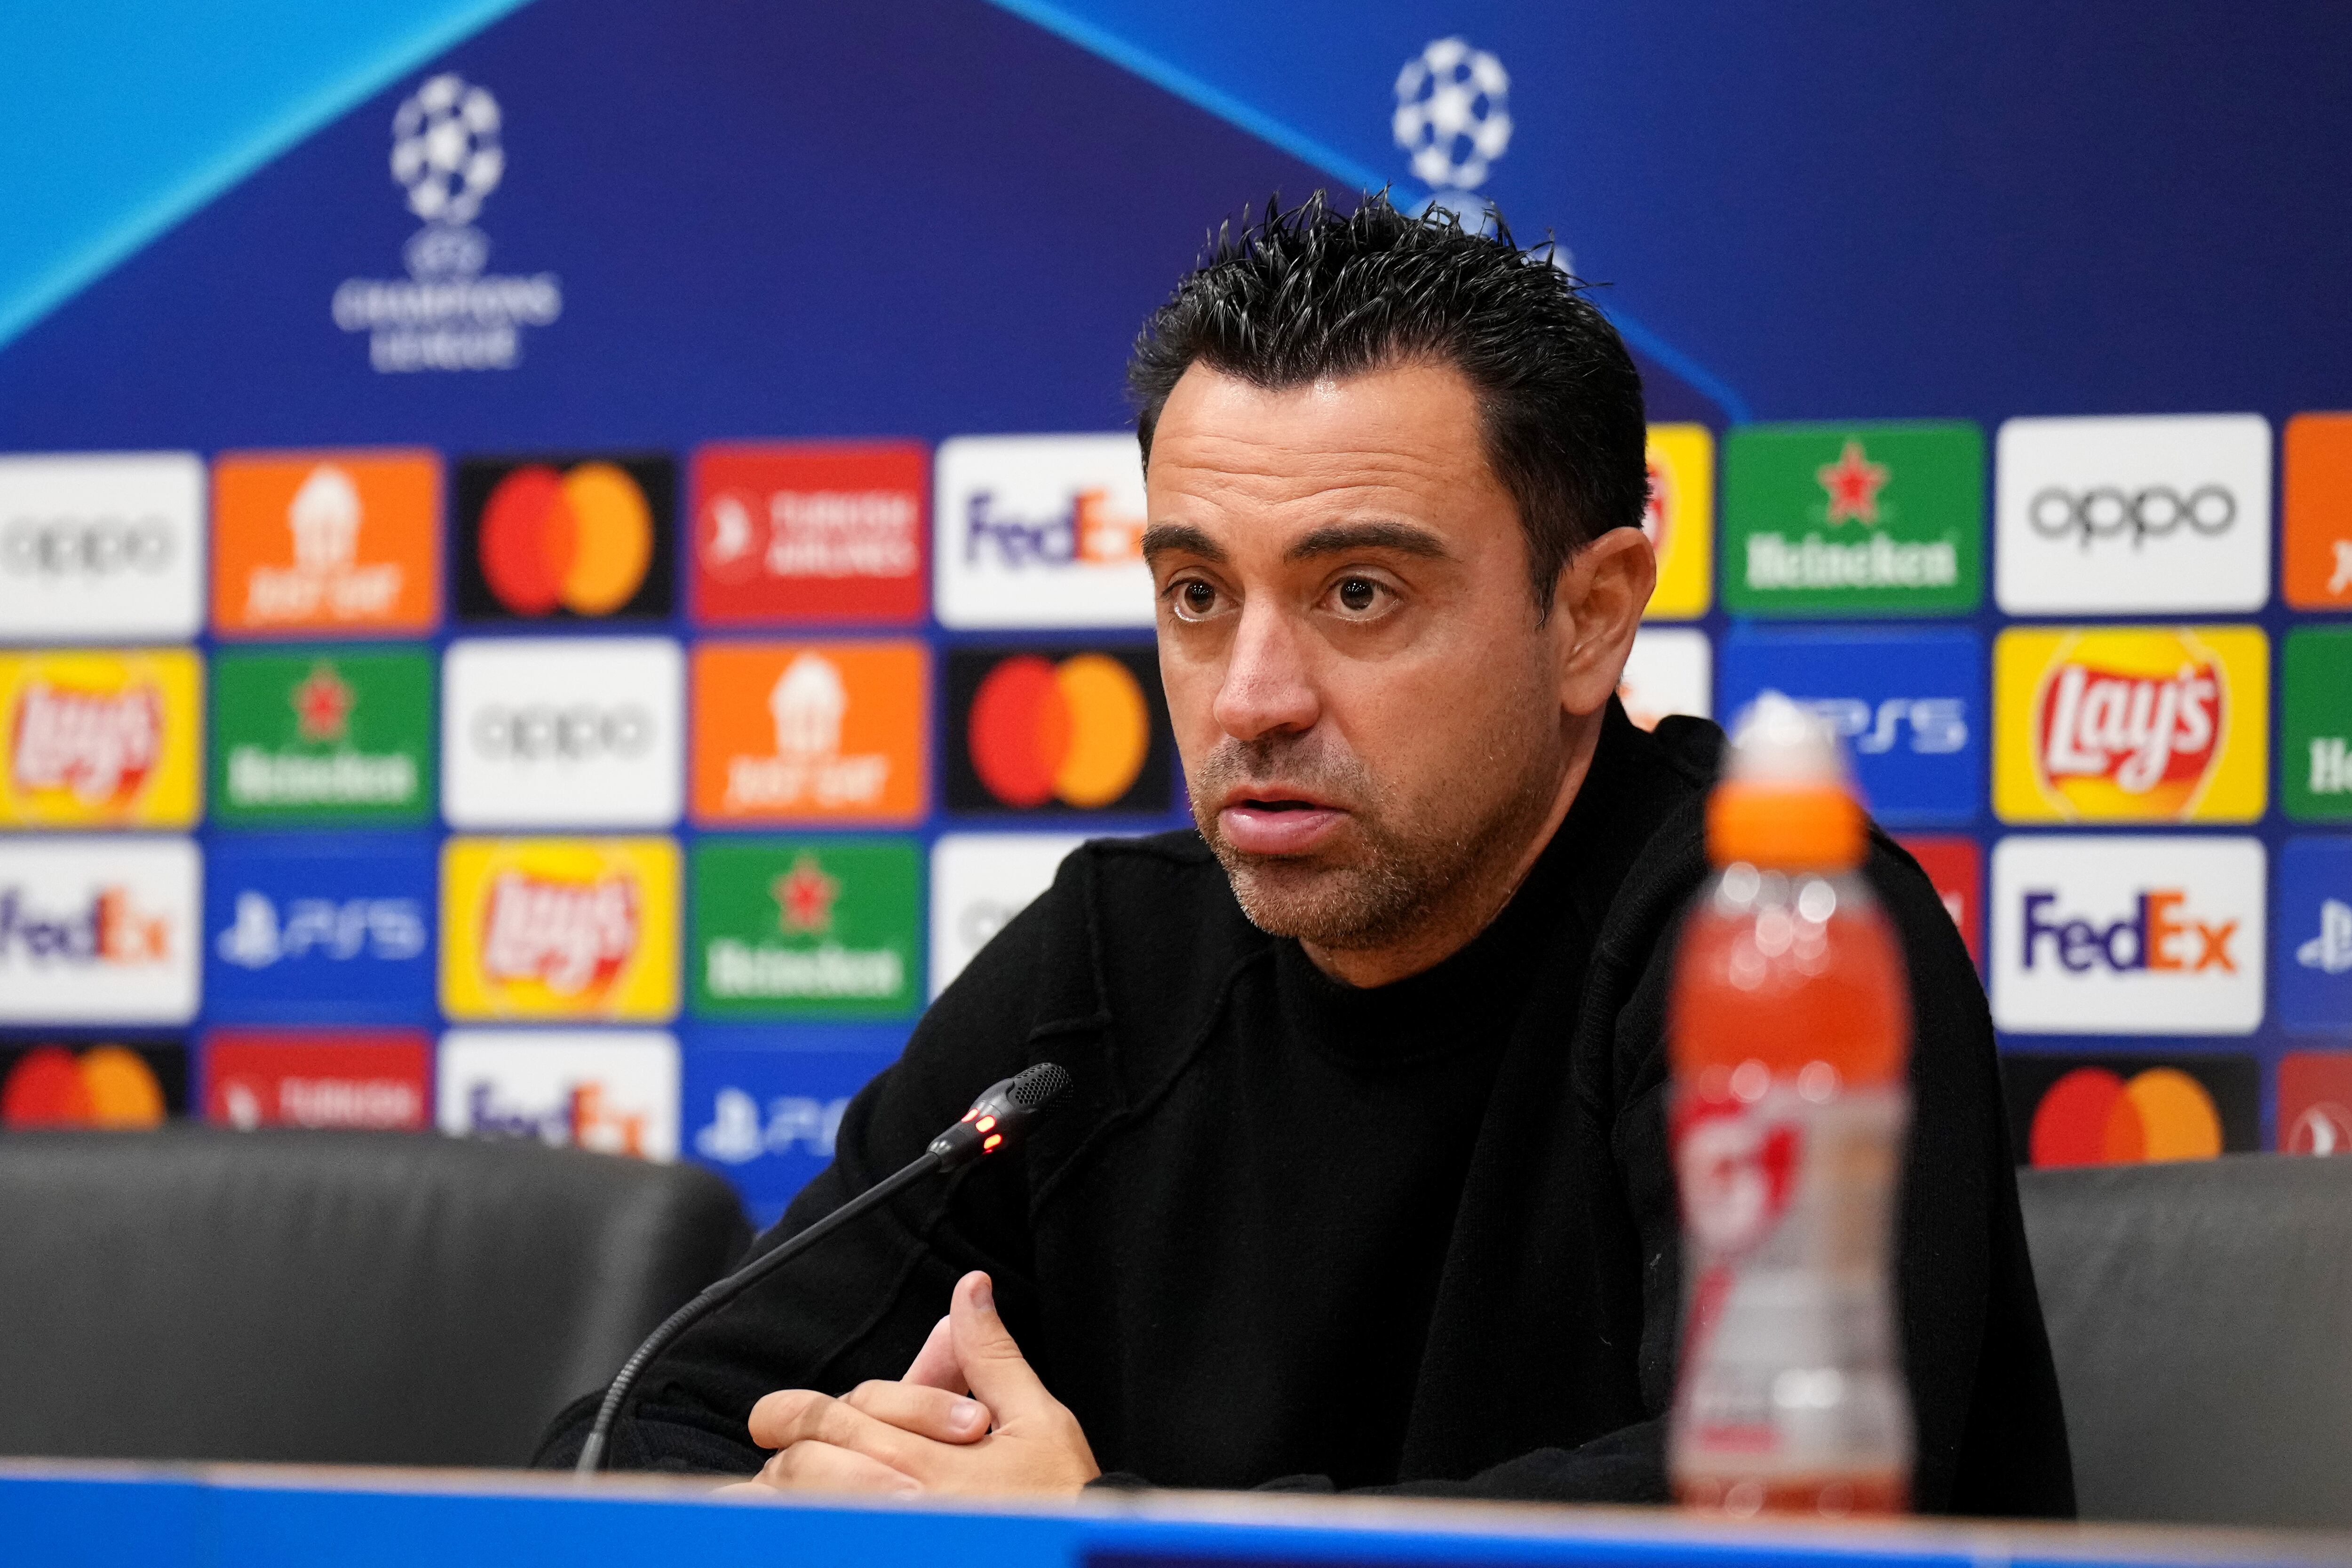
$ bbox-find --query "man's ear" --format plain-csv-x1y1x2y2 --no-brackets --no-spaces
1550,526,1657,718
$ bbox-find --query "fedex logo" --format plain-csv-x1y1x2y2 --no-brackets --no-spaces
934,436,1153,629
437,1029,679,1160
0,838,199,1024
1992,835,2264,1036
1719,628,1983,826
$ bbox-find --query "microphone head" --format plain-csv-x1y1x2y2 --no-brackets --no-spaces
927,1062,1072,1170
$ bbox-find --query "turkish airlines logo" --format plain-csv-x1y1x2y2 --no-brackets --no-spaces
10,681,161,807
480,871,640,999
1994,414,2270,615
1990,835,2264,1036
693,443,927,625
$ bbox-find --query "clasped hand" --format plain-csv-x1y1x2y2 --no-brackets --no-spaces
725,1270,1100,1498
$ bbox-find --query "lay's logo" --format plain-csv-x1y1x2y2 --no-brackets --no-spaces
1995,626,2267,823
441,838,678,1022
0,651,202,826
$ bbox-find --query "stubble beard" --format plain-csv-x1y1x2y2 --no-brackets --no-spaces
1190,715,1565,956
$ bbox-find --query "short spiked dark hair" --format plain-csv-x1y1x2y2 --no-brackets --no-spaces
1128,192,1648,615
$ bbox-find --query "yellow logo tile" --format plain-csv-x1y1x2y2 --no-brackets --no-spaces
0,649,203,827
1994,625,2268,823
1643,424,1714,619
440,837,681,1022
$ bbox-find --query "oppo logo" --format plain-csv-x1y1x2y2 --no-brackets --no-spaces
1,517,178,576
469,705,653,761
2026,485,2236,547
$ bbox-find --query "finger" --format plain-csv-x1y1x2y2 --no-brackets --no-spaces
842,1378,991,1443
755,1440,920,1497
747,1386,951,1478
947,1270,1054,1421
901,1314,967,1393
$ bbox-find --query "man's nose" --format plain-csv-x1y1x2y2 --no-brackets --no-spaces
1212,601,1320,742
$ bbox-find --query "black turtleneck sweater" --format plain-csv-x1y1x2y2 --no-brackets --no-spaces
537,707,2074,1516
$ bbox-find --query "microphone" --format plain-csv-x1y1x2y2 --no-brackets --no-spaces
574,1062,1073,1476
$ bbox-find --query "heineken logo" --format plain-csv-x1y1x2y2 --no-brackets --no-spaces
2283,627,2352,824
212,648,432,824
692,838,918,1019
1724,422,1983,616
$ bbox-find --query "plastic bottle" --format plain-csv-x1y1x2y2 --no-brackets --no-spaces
1666,693,1913,1517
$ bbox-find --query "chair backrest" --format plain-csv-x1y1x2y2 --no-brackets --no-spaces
0,1127,747,1466
2018,1152,2352,1529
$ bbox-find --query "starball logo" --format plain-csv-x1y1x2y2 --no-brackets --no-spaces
0,651,201,827
440,839,679,1022
1995,626,2267,824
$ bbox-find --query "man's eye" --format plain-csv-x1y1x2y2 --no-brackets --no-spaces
1174,579,1219,618
1335,577,1381,613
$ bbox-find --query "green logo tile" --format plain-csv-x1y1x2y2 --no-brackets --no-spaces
210,646,434,825
1722,420,1984,616
691,837,921,1019
2284,626,2352,822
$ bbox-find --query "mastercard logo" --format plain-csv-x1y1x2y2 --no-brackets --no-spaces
479,462,655,616
968,653,1152,809
0,1044,169,1128
2028,1065,2221,1167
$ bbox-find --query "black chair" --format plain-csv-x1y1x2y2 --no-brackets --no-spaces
0,1127,747,1467
2018,1152,2352,1530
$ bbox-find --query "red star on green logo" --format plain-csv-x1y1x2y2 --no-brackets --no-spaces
291,662,355,743
772,853,840,934
1815,438,1891,526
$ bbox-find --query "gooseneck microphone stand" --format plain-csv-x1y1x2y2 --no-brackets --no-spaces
574,1062,1073,1477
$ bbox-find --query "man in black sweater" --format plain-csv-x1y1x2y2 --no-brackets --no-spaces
538,194,2072,1514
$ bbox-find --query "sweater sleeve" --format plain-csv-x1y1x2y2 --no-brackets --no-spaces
532,876,1067,1473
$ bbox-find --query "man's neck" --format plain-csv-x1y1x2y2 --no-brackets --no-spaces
1302,710,1607,989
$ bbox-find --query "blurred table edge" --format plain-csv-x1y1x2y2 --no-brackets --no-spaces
0,1459,2345,1568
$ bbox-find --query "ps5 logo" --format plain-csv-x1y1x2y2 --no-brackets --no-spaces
2300,898,2352,976
216,890,427,969
692,1087,849,1164
1746,689,1967,755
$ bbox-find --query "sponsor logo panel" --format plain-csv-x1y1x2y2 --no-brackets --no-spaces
933,435,1151,629
202,835,436,1023
2278,836,2352,1037
437,1029,679,1159
691,838,920,1020
946,645,1171,815
439,837,679,1022
691,641,927,825
1994,414,2271,615
1721,421,1984,617
2001,1051,2258,1168
1,649,203,827
0,453,206,642
1719,627,1982,826
2282,627,2352,824
1897,834,1982,968
2282,412,2352,612
0,837,199,1024
202,1028,431,1129
2278,1051,2352,1155
692,443,927,625
1616,628,1711,732
929,832,1084,998
210,647,433,826
211,451,441,636
1642,424,1714,620
443,636,684,829
455,455,676,623
1993,625,2267,824
1990,834,2265,1036
683,1031,905,1222
0,1036,187,1127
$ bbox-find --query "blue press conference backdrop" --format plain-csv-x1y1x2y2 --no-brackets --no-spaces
2,0,2349,1217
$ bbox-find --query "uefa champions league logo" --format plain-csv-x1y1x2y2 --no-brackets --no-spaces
1393,39,1513,192
331,71,562,372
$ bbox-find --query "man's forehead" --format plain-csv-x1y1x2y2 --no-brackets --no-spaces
1146,361,1495,507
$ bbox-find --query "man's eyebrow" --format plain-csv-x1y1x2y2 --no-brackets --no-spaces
1283,521,1452,564
1141,523,1227,563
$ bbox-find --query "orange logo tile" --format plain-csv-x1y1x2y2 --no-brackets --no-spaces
212,450,441,635
2285,413,2352,610
692,641,928,824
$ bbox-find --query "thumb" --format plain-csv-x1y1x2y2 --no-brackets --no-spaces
947,1271,1051,1420
900,1314,968,1393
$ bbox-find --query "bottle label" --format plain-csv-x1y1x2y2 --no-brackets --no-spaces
1669,1083,1912,1488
